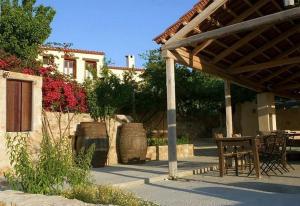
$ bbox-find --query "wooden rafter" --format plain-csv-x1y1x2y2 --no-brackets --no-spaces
165,0,229,44
169,48,264,91
230,57,300,74
201,0,270,59
211,27,269,64
276,83,300,91
245,44,300,79
229,25,300,68
274,69,300,87
259,66,293,84
162,7,300,51
192,39,214,55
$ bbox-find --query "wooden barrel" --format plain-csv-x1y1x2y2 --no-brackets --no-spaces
119,123,147,164
75,122,108,167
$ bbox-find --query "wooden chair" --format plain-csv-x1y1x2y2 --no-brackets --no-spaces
216,134,252,176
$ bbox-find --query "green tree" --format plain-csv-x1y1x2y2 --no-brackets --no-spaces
136,49,256,120
0,0,55,62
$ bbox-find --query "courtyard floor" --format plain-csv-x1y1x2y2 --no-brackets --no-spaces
91,139,218,187
128,163,300,206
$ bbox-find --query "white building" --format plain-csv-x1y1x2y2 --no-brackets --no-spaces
38,47,144,83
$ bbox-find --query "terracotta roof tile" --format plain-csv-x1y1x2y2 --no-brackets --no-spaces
108,66,144,72
41,46,105,55
154,0,212,44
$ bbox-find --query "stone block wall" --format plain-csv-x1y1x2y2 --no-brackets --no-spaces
0,70,43,174
146,144,194,161
234,101,300,136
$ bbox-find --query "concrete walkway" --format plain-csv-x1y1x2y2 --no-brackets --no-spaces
91,156,218,187
128,163,300,206
91,140,218,187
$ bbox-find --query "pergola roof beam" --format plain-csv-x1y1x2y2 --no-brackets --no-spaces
162,7,300,51
202,0,270,57
170,48,264,92
277,83,300,91
211,27,269,64
259,66,293,84
192,39,214,55
275,69,300,87
165,0,229,44
230,57,300,74
230,25,300,68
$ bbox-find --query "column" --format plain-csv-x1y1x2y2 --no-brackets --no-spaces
257,92,277,132
165,55,177,179
224,80,233,137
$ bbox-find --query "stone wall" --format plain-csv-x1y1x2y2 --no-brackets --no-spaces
146,144,194,161
142,112,222,139
0,70,43,174
234,101,300,136
0,106,130,172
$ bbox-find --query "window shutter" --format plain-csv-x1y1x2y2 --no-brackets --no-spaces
6,80,32,132
21,81,32,131
6,80,22,132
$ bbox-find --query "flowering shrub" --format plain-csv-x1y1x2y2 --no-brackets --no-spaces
22,67,88,113
1,51,87,113
0,50,22,71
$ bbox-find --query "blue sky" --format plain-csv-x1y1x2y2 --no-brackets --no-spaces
37,0,198,68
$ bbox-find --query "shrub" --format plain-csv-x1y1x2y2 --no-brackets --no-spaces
4,133,94,195
147,136,167,146
64,185,158,206
148,135,190,146
22,66,88,113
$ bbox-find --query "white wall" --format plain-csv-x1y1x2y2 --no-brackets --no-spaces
38,49,105,83
38,49,143,83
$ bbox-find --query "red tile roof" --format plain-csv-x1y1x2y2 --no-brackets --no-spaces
154,0,212,44
41,46,105,55
108,66,144,72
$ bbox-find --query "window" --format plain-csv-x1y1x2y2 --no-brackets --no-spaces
6,80,32,132
85,61,97,79
43,56,50,65
42,55,54,66
64,59,76,78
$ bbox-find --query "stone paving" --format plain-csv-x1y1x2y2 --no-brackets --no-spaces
91,140,218,187
0,190,109,206
128,163,300,206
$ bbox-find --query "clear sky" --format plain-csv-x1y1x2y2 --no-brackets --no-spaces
37,0,198,68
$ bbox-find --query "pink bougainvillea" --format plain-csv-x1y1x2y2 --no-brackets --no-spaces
1,53,88,113
25,67,88,113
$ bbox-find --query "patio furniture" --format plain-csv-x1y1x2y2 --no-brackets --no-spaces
259,134,288,175
215,136,261,178
250,132,294,176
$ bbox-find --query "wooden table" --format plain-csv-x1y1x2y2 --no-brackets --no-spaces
215,137,261,178
286,133,300,147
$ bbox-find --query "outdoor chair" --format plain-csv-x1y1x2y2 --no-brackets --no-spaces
216,134,253,176
259,132,290,176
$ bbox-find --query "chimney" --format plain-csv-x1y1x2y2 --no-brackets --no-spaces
125,55,135,68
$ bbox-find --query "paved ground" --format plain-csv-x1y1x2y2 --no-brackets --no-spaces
91,156,218,187
91,139,218,187
128,163,300,206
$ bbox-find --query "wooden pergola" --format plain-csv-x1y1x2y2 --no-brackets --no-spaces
154,0,300,178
